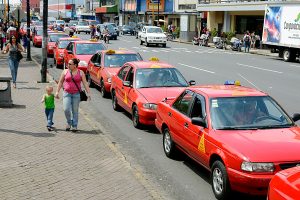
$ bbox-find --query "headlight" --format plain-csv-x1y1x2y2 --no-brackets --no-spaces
241,162,274,172
107,77,111,83
79,61,88,67
143,103,157,110
148,36,154,39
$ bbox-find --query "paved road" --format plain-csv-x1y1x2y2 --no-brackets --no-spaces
30,33,300,200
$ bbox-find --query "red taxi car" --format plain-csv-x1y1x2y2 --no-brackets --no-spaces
268,166,300,200
87,49,142,97
32,29,43,47
155,81,300,199
47,32,69,57
110,59,195,128
63,40,106,73
53,37,81,68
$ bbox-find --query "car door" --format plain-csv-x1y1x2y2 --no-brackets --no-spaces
121,67,136,113
169,90,195,151
64,43,73,67
184,94,208,165
115,65,131,109
89,54,99,82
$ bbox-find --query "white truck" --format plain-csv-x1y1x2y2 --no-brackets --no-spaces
262,5,300,62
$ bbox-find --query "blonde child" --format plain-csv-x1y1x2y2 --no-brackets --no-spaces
41,85,55,131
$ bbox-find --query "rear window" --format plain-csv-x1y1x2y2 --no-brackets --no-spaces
78,21,88,26
49,34,69,42
76,43,106,55
104,54,142,67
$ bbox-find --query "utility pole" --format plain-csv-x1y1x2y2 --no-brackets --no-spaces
26,0,31,61
57,0,59,19
41,0,48,82
91,0,94,20
7,0,9,22
157,0,159,26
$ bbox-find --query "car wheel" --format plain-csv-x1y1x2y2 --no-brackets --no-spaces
163,44,166,48
211,161,231,200
87,73,94,88
283,49,295,62
112,90,120,111
140,39,143,45
145,39,149,47
53,58,56,65
100,80,108,98
132,105,142,129
163,127,177,158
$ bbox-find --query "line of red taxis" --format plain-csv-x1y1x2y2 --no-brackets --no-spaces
30,28,300,199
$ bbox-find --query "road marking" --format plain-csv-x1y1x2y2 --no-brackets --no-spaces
173,47,188,50
141,50,149,52
119,39,132,43
236,63,283,74
152,50,159,52
238,73,261,90
185,50,192,53
290,64,300,68
132,47,139,49
160,49,170,52
178,63,215,74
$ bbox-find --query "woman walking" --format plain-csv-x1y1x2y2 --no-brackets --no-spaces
2,35,24,88
55,58,91,132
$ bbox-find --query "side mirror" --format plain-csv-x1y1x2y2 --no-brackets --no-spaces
292,113,300,122
67,50,73,54
191,117,207,128
123,81,132,87
94,63,100,67
189,80,196,86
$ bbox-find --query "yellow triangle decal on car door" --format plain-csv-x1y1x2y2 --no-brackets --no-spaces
198,134,206,153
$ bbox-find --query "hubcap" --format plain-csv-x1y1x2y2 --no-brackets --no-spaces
133,109,138,125
164,131,171,153
284,51,290,60
213,168,224,195
112,94,116,108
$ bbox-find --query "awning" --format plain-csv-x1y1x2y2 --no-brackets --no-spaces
96,5,118,14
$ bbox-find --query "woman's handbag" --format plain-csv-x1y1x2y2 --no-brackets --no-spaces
17,51,23,62
70,70,88,101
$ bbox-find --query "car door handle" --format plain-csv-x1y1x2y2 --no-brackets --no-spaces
168,112,172,117
184,122,189,128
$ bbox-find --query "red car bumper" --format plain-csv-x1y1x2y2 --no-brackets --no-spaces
47,48,54,55
78,66,87,74
56,57,64,65
228,167,272,195
138,107,156,125
35,41,42,46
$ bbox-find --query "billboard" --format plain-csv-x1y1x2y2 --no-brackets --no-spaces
263,6,300,46
125,0,137,12
146,0,164,12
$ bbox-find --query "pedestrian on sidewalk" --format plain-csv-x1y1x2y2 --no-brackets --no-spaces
22,35,28,53
243,31,251,53
41,85,55,131
0,27,4,51
55,58,91,132
2,35,24,88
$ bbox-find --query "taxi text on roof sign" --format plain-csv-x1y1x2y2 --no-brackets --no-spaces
224,80,241,86
89,38,98,42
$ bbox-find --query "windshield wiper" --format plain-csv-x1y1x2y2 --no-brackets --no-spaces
217,126,258,130
256,124,293,129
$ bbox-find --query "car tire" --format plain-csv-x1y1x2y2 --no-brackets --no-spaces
112,90,120,111
211,161,231,200
163,127,177,158
145,39,149,47
140,39,143,45
283,49,295,62
53,58,56,65
163,44,166,48
100,80,108,98
132,105,142,129
87,73,94,88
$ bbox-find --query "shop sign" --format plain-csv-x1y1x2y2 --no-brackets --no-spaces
147,0,165,12
125,0,137,11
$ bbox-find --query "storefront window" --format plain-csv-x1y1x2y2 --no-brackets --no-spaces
236,16,264,36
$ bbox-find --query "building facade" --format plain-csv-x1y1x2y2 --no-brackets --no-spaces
22,0,40,13
95,0,119,23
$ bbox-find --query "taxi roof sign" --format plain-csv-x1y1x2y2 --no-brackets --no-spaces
72,35,78,38
224,80,241,86
89,38,98,42
106,50,116,54
149,57,159,62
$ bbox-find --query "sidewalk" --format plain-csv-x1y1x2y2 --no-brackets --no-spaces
0,54,163,199
173,39,277,57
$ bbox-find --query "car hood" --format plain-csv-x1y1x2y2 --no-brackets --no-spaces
214,127,300,162
103,68,120,77
76,55,93,63
48,42,55,47
136,87,185,103
147,33,166,37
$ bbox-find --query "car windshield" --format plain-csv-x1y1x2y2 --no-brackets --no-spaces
109,23,116,28
136,68,188,88
78,21,88,26
56,20,64,24
210,96,294,130
101,25,114,32
89,21,97,25
70,21,78,25
58,40,72,48
123,25,131,29
104,54,141,67
49,34,69,42
36,30,43,36
147,27,163,33
76,43,106,55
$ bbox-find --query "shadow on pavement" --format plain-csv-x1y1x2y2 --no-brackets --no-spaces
0,128,55,137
